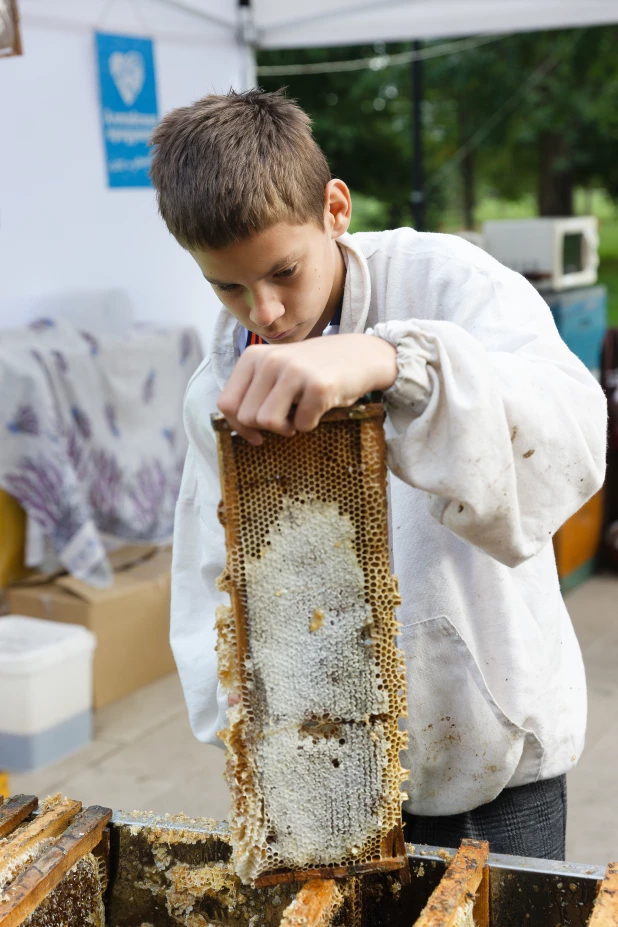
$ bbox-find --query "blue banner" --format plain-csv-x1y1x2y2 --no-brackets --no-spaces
95,32,158,188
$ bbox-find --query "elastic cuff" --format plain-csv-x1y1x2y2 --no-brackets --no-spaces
366,322,432,416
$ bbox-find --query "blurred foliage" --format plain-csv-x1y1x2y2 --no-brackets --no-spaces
257,25,618,228
257,41,446,228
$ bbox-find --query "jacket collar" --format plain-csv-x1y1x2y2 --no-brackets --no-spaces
209,232,371,391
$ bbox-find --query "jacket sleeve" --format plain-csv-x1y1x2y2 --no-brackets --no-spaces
170,411,229,746
369,261,607,568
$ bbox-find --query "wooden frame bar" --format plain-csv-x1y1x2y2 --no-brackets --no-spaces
588,861,618,927
0,795,38,839
255,843,407,887
412,839,489,927
255,819,410,887
0,798,81,877
0,805,112,927
279,879,343,927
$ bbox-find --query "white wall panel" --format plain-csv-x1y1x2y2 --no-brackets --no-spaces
0,1,242,349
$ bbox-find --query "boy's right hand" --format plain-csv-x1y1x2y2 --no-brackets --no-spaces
217,333,397,445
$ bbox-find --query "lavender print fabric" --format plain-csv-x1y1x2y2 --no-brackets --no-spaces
0,318,202,586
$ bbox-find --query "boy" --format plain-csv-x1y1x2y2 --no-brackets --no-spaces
150,90,606,860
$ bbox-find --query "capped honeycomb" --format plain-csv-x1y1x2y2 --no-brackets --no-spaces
213,404,408,886
22,853,105,927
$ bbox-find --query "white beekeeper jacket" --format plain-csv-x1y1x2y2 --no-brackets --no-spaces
171,228,607,817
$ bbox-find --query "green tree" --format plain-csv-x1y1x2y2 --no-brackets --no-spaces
257,43,447,229
257,25,618,228
426,26,618,219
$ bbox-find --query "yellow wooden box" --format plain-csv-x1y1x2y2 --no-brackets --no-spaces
0,489,28,588
553,489,604,584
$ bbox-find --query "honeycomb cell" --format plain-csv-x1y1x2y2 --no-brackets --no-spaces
213,405,408,885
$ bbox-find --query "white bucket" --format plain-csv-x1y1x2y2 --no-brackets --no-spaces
0,615,96,771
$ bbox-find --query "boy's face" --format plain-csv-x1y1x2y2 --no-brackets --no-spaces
188,181,351,344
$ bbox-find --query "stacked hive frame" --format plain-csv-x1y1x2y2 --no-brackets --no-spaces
0,793,110,927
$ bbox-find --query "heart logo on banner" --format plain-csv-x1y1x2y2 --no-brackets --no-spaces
108,50,145,107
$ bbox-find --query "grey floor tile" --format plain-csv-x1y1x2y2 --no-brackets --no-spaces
94,673,186,744
580,623,618,699
94,706,215,780
9,739,121,799
145,751,229,822
567,726,618,866
50,765,173,814
584,687,618,752
564,575,618,865
565,576,618,650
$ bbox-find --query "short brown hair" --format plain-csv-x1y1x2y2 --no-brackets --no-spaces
150,89,331,249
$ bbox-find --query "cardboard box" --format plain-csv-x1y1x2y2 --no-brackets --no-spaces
7,545,176,709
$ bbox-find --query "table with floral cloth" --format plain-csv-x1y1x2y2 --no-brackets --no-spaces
0,317,202,586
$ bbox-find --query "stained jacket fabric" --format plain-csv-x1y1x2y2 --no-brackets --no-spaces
170,228,606,815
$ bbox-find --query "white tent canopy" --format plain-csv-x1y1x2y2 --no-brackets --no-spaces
254,0,618,47
159,0,618,48
18,1,618,86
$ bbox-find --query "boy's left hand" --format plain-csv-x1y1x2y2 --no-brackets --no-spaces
217,333,397,445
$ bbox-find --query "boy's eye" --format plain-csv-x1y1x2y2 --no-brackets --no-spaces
274,265,297,280
215,282,240,293
213,265,296,292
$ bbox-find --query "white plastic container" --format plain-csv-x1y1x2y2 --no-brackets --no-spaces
0,616,96,771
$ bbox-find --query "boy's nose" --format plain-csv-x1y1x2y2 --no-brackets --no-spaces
248,292,285,329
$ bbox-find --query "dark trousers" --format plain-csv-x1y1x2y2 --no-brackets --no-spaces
402,775,567,860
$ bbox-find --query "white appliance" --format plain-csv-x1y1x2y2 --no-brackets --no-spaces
454,229,485,250
483,217,599,291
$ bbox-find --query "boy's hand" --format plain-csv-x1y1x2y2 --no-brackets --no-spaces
218,333,397,445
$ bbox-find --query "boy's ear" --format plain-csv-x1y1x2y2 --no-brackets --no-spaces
324,179,352,238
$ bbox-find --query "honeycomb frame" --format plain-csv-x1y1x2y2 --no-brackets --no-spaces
213,403,408,886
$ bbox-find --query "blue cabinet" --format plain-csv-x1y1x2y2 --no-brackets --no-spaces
544,285,607,378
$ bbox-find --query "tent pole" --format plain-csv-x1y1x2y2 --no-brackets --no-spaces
238,0,258,90
411,39,425,230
